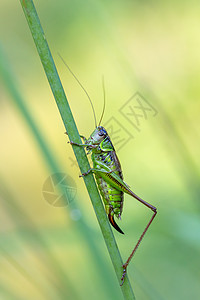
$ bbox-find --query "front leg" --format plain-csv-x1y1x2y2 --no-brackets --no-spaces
65,131,88,147
69,141,86,147
69,140,97,149
80,135,87,143
65,132,86,140
79,168,94,177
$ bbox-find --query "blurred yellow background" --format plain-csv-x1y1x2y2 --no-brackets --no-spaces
1,1,200,299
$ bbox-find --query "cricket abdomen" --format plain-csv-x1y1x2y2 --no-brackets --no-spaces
92,150,124,234
95,175,123,215
95,174,124,234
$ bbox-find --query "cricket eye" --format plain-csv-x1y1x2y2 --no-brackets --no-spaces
98,131,105,136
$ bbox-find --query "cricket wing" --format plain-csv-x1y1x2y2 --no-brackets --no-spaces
102,171,140,198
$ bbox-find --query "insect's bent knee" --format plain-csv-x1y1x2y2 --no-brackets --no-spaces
152,207,157,213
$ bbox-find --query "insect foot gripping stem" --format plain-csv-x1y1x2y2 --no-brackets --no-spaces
68,141,78,145
120,264,128,286
79,168,92,177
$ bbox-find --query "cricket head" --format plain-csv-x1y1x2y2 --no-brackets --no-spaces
86,126,108,146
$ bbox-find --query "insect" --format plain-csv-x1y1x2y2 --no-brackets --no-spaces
61,56,157,285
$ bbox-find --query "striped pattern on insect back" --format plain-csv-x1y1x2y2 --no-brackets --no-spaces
92,150,124,219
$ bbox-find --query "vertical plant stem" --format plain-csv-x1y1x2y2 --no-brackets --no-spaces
19,0,135,298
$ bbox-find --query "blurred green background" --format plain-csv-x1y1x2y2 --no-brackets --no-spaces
1,0,200,299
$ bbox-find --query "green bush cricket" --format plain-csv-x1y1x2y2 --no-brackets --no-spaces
61,56,157,285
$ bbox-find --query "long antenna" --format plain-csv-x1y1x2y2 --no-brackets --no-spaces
98,76,106,126
58,53,97,128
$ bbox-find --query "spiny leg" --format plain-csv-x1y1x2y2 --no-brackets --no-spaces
120,200,157,286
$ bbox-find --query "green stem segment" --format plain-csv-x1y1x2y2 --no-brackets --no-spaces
19,0,135,298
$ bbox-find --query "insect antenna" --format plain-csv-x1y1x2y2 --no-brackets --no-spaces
58,53,97,128
98,76,106,126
